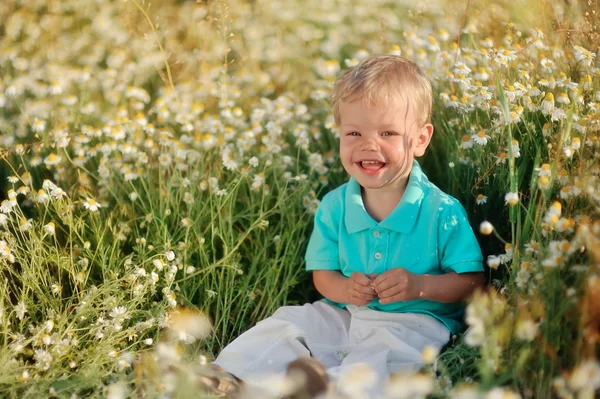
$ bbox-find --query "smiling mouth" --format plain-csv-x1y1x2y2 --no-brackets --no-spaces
358,161,386,171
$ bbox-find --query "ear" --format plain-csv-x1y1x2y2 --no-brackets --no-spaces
413,123,434,157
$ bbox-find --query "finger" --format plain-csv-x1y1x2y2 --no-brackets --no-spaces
372,270,396,286
373,269,405,287
353,283,377,296
379,293,406,304
377,284,402,299
356,298,372,306
351,290,377,302
373,278,399,294
352,272,374,287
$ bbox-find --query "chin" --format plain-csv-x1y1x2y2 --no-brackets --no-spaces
353,176,385,190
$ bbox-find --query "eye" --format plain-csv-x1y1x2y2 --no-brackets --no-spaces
382,131,396,136
348,131,361,137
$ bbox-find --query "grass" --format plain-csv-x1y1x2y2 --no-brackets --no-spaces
0,0,598,397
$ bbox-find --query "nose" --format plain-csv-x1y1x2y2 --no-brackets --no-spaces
360,136,380,151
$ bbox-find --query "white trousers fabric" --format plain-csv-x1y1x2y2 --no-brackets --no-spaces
213,301,450,397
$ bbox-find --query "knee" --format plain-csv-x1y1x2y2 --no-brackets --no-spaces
271,305,306,323
262,306,311,338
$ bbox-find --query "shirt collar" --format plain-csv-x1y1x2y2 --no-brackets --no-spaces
345,160,427,234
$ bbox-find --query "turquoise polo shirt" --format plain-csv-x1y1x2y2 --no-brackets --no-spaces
305,160,483,335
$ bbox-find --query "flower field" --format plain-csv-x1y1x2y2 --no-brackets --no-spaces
0,0,599,397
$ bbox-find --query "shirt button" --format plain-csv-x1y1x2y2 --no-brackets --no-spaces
374,252,382,260
373,231,381,238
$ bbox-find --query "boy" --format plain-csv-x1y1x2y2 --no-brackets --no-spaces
205,55,484,398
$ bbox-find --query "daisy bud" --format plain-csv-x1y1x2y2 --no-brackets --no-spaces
480,221,494,235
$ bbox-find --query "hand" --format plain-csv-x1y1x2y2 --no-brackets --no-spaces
345,272,378,306
373,268,424,304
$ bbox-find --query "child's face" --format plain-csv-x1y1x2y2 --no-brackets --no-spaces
338,98,433,193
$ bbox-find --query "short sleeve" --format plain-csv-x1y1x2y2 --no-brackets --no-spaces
438,200,484,274
305,194,341,271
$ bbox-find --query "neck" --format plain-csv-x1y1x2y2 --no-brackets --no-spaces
361,179,408,222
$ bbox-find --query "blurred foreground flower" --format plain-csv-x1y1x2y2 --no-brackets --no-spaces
167,307,212,342
385,372,434,399
338,363,378,397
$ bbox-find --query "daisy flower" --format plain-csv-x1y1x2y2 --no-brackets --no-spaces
44,153,62,166
525,240,540,254
474,67,490,81
551,108,567,122
515,318,538,341
153,259,166,271
504,192,519,206
476,194,488,205
563,146,574,158
158,153,172,167
0,240,15,263
487,255,501,270
572,45,596,66
43,222,56,236
165,251,175,262
19,217,33,232
248,156,259,167
541,92,554,114
536,163,552,177
20,172,32,185
344,58,359,67
557,92,570,105
542,122,552,137
15,302,27,321
538,175,551,190
251,173,265,191
511,139,521,158
542,255,564,268
83,198,102,212
50,187,67,200
51,284,62,295
109,306,129,321
49,80,63,95
472,128,489,145
580,74,593,90
560,186,572,199
460,134,473,149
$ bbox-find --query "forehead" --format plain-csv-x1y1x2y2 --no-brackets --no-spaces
338,98,417,127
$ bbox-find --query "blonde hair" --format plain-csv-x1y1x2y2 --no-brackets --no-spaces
330,55,432,127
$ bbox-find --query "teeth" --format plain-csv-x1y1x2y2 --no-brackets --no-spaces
362,161,381,164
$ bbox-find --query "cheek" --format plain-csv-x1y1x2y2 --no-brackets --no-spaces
340,150,352,166
339,142,352,159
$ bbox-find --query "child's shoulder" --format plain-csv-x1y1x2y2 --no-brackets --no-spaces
320,181,349,205
420,177,467,217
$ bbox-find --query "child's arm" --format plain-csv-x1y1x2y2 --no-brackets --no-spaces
372,269,483,304
313,270,378,306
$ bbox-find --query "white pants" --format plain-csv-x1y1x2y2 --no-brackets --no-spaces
214,301,450,397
